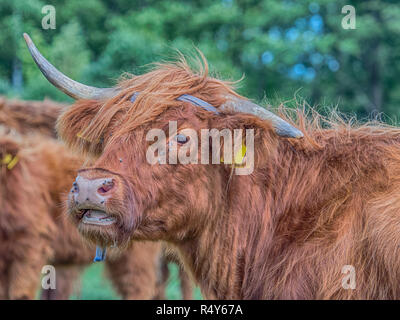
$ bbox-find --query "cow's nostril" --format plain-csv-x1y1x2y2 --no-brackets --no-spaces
98,187,107,194
97,180,114,195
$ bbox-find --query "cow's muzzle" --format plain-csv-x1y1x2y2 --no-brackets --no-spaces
69,175,117,226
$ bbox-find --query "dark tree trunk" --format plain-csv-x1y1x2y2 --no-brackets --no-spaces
367,42,383,114
12,58,23,93
365,8,383,115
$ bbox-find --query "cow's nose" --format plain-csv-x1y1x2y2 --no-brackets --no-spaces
71,175,115,206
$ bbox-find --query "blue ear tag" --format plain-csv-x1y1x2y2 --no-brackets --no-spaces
93,246,107,262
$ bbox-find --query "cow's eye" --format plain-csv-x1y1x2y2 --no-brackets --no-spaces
176,133,189,144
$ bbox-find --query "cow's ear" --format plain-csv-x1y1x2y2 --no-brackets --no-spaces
56,99,104,157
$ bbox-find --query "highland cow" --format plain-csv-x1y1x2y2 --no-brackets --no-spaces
0,127,165,299
0,97,192,300
26,34,400,300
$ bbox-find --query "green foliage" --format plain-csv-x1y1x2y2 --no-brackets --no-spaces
69,263,202,300
2,0,398,121
70,263,119,300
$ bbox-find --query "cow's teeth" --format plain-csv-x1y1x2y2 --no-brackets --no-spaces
82,210,116,226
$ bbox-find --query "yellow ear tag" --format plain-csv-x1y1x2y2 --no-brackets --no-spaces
220,143,247,166
2,153,19,170
2,153,12,165
234,143,247,166
6,155,19,170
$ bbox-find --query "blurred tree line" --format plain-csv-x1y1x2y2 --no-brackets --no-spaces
0,0,399,120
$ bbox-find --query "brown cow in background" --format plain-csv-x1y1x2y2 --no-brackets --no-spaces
24,33,400,299
0,97,63,137
0,121,162,300
0,97,192,300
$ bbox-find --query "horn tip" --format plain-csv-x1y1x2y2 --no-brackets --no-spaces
292,129,304,139
23,33,32,44
277,125,304,139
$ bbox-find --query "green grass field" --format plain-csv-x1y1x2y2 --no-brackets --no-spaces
69,262,202,300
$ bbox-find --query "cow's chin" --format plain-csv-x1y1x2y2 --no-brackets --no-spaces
74,209,123,247
77,223,119,247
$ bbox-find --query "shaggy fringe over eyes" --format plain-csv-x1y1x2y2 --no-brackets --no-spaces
57,52,241,154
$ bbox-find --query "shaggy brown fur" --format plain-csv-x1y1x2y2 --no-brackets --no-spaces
0,128,165,299
0,96,64,138
0,129,54,299
0,98,193,300
58,55,400,299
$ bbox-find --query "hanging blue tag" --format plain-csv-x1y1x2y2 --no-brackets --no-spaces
93,246,107,262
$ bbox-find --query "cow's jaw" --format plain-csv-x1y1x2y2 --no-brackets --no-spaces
81,209,116,226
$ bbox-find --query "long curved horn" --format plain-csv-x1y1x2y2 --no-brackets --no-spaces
220,95,303,138
23,33,117,100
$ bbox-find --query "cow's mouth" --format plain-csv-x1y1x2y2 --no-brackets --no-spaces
80,209,116,226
